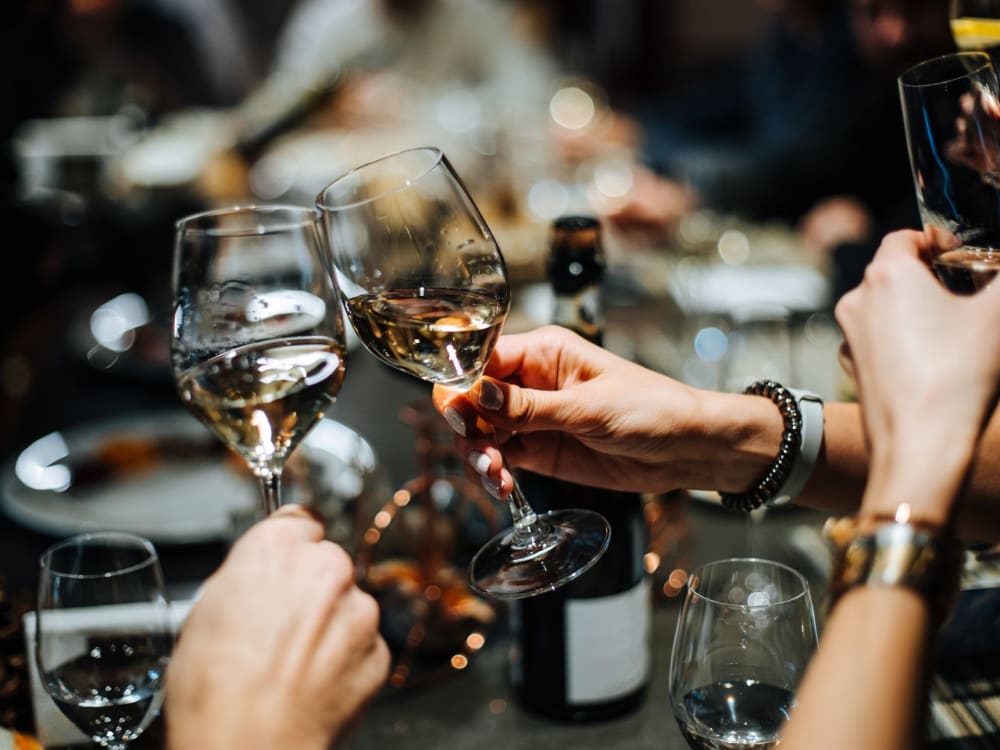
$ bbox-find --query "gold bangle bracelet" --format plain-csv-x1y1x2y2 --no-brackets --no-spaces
823,510,962,626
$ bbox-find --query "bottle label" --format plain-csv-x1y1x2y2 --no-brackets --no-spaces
565,577,651,703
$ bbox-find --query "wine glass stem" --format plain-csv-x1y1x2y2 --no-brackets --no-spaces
505,468,548,549
258,471,282,515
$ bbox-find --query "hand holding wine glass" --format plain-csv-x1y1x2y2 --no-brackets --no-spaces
899,51,1000,292
171,205,348,515
35,532,173,750
165,504,390,750
316,146,610,599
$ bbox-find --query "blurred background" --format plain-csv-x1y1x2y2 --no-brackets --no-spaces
3,0,942,459
0,0,769,456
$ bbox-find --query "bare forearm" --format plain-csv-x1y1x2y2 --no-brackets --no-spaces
802,402,1000,538
781,587,933,750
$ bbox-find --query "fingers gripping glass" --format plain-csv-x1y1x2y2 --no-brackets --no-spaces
316,146,610,599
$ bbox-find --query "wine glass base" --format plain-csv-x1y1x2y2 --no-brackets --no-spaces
468,509,611,600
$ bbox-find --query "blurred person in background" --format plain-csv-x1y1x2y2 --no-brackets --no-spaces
802,0,954,298
596,0,953,300
0,0,259,287
249,0,557,144
0,0,259,456
2,0,256,136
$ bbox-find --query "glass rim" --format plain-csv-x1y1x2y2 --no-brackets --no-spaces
174,203,321,237
686,556,810,609
899,50,994,89
315,145,445,212
40,531,160,579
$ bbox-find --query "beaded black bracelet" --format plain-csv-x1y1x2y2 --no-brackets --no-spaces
719,380,802,512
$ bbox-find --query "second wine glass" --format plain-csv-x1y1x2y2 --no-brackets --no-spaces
316,146,610,599
172,205,348,515
669,558,818,749
35,532,173,750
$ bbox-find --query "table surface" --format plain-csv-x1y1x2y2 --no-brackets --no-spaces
343,503,828,750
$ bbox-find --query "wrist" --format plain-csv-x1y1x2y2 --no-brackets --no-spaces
680,388,784,493
864,441,977,527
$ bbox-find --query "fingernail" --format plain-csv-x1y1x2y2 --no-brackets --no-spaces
479,379,503,410
443,407,466,436
469,450,491,475
481,475,503,500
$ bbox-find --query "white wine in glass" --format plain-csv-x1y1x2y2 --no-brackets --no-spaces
951,0,1000,50
317,146,610,599
172,205,348,514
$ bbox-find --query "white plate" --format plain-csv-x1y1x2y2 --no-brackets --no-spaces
0,410,379,544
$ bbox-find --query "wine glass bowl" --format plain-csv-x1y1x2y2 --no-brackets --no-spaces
317,147,508,392
317,146,610,599
171,205,348,514
35,532,172,750
669,557,818,750
899,51,1000,293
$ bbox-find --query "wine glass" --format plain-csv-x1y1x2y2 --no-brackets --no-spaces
35,532,173,750
899,51,1000,293
669,557,818,749
172,205,348,514
316,146,610,599
950,0,1000,51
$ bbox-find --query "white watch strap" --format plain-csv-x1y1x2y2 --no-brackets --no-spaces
767,388,824,507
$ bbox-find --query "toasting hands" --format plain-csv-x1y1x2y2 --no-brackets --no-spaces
165,504,389,750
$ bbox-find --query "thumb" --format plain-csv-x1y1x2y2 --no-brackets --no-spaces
255,503,326,541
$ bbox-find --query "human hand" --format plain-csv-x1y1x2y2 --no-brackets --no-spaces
602,165,697,240
165,505,389,750
834,230,1000,524
432,325,772,499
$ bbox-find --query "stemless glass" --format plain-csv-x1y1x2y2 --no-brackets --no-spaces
669,558,818,750
899,51,1000,293
316,146,610,599
172,205,348,514
35,532,172,750
950,0,1000,50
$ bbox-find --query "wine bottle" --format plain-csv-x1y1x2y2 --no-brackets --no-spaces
511,216,651,721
